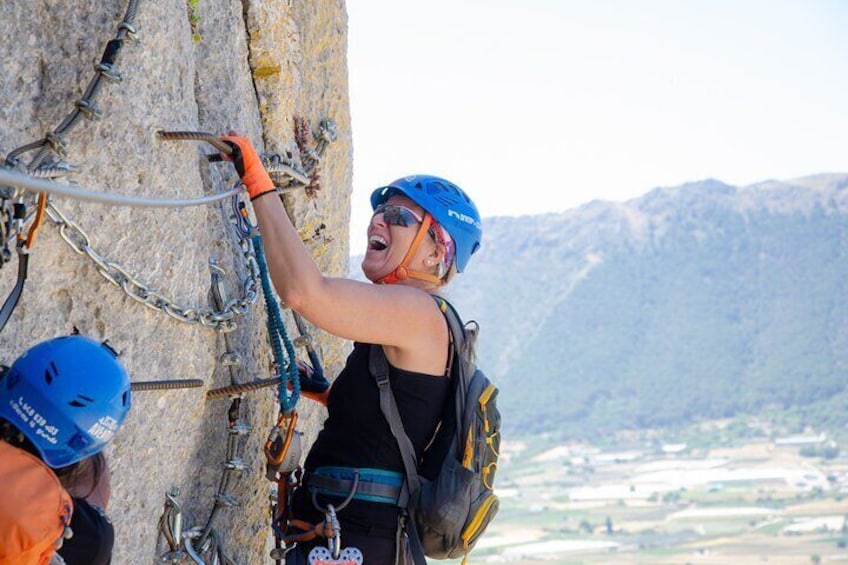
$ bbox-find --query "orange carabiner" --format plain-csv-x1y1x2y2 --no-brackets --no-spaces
264,410,299,467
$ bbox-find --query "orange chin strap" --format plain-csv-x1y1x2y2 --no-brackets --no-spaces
377,213,443,286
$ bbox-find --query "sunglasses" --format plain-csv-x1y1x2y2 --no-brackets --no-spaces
372,203,424,227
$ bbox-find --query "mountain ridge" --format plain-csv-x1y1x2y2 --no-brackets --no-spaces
352,173,848,439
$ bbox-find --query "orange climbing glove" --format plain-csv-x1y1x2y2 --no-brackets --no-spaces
220,135,276,200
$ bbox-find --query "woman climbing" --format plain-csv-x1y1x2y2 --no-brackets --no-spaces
0,335,132,565
221,135,482,564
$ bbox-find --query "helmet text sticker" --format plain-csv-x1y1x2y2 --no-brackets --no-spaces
10,397,60,444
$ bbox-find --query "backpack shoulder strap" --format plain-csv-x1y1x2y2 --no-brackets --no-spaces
432,295,466,362
432,296,469,426
369,344,421,498
370,295,466,491
369,345,429,565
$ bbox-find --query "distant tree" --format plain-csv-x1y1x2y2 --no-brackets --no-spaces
799,446,817,458
822,445,840,459
662,490,682,503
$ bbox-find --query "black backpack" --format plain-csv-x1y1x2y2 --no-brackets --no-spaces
370,296,501,564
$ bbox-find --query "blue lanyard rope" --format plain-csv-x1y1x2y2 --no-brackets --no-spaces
252,234,299,411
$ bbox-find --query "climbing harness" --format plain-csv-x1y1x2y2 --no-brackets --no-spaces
306,467,404,506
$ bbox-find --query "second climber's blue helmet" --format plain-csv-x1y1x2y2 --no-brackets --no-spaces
0,335,132,468
370,174,482,273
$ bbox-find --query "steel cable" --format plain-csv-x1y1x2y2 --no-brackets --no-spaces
0,168,243,208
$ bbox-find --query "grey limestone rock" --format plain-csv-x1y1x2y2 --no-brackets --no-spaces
0,0,351,561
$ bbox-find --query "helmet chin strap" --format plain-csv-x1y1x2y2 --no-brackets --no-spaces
377,213,443,286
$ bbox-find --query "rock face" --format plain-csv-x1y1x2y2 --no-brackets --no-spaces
0,1,351,562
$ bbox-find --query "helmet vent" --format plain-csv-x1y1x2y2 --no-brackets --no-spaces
68,394,94,408
44,362,59,385
432,193,456,207
122,391,130,406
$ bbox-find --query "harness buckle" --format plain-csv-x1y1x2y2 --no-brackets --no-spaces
374,373,390,389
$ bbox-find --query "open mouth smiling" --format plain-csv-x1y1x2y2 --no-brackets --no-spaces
369,235,388,251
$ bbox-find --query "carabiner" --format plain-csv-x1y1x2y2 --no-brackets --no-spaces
264,410,299,468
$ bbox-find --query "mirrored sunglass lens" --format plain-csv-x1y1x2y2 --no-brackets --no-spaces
376,204,418,227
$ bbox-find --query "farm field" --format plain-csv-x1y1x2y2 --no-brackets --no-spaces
464,432,848,564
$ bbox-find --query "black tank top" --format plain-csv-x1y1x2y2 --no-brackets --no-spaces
292,342,450,536
57,498,114,565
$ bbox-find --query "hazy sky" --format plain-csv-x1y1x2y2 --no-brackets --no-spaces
346,1,847,244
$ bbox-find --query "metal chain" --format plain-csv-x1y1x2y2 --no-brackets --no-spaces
38,115,337,328
45,197,260,330
0,0,260,333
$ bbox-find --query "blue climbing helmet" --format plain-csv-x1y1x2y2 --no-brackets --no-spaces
0,336,132,468
371,175,482,273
